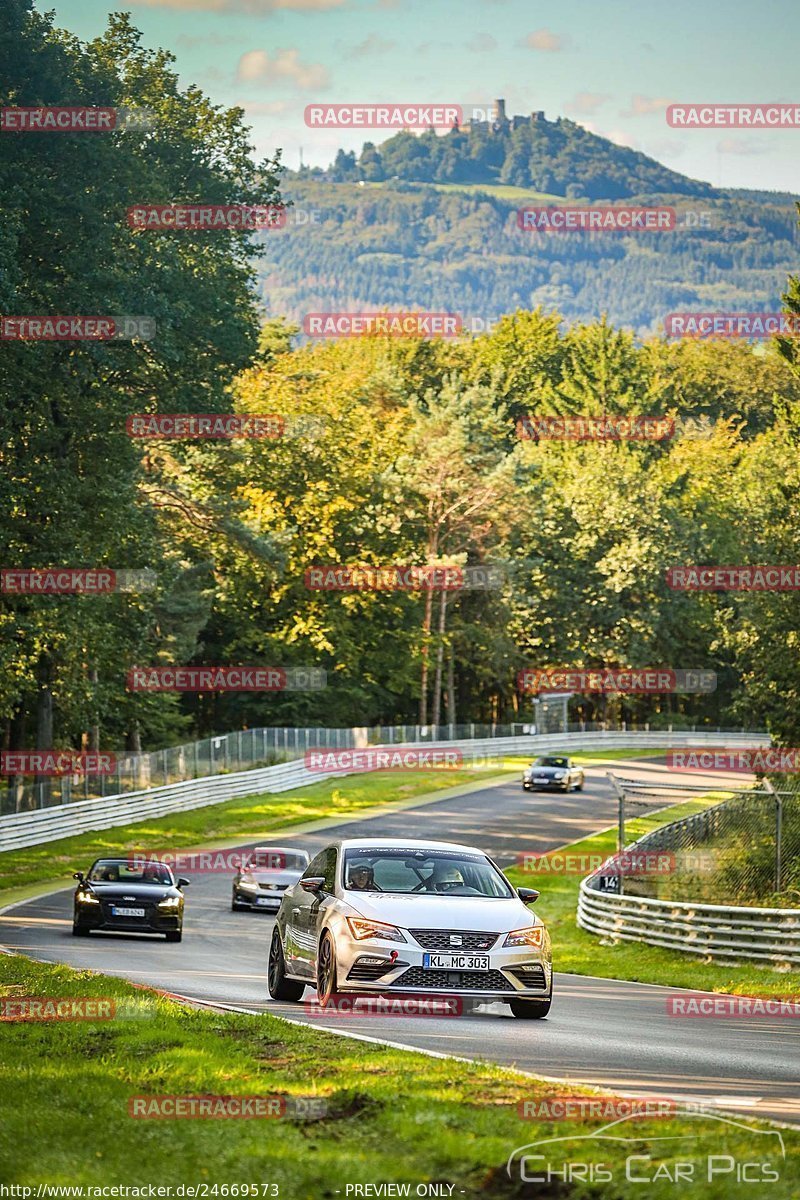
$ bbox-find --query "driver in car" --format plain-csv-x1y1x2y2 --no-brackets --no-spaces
427,863,465,892
348,863,379,891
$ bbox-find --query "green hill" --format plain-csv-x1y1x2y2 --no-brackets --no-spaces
258,108,799,334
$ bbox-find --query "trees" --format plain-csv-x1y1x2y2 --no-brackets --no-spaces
0,5,281,760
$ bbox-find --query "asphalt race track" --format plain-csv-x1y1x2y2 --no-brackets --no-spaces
2,758,798,1126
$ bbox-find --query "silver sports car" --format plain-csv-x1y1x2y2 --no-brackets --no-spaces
268,837,552,1018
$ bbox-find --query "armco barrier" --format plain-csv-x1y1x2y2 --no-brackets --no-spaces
0,730,768,853
577,879,800,965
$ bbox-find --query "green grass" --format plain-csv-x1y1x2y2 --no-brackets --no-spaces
430,181,568,204
1,954,797,1198
506,795,800,999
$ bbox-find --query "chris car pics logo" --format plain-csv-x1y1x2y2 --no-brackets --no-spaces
507,1112,785,1186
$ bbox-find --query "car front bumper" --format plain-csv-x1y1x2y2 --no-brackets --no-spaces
330,925,552,1000
234,888,284,909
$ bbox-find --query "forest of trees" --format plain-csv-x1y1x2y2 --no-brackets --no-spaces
308,117,715,200
3,2,800,763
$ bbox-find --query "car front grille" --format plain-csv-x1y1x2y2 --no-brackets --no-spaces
394,967,514,992
409,929,499,951
508,964,547,989
258,883,288,892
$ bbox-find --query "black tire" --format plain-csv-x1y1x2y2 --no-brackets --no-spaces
574,779,584,792
509,996,551,1019
231,895,246,911
165,930,182,943
268,928,305,1001
72,922,90,937
315,930,340,1007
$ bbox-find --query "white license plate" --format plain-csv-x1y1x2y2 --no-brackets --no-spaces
256,897,276,906
422,953,489,970
112,906,145,917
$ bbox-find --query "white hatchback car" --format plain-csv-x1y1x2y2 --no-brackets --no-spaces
268,837,552,1018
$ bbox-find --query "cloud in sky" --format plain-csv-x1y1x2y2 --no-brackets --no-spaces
565,91,611,116
130,0,344,12
466,33,498,52
623,94,672,117
522,28,564,53
344,34,397,59
717,137,771,156
237,48,330,88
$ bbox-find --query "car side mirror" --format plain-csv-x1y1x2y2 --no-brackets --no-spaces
73,872,84,882
300,876,325,894
177,877,190,888
518,887,540,905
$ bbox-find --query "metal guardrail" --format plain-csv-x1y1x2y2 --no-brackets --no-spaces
577,765,800,964
577,880,800,964
0,730,769,853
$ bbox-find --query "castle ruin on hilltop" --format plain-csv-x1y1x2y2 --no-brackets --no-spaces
468,99,547,132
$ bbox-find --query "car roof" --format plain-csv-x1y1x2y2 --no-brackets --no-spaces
333,837,488,854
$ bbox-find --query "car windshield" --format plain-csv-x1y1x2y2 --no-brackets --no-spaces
87,859,174,885
342,848,514,898
533,756,568,768
248,850,308,871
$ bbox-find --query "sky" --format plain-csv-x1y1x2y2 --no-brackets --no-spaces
44,0,800,192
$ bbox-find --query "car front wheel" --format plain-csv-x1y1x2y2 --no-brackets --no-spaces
72,922,90,937
165,930,182,943
509,996,551,1019
315,930,340,1007
268,928,305,1001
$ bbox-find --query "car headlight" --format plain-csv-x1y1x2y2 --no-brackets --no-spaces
346,917,407,943
553,771,566,779
503,925,544,949
238,877,258,890
76,891,100,905
158,896,182,909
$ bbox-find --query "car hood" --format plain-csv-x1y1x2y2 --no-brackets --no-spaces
342,892,538,931
83,882,180,901
525,765,564,776
249,870,302,886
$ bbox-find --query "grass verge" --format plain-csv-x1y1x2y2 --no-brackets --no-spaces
0,953,796,1198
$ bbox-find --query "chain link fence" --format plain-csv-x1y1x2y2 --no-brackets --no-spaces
604,773,800,907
